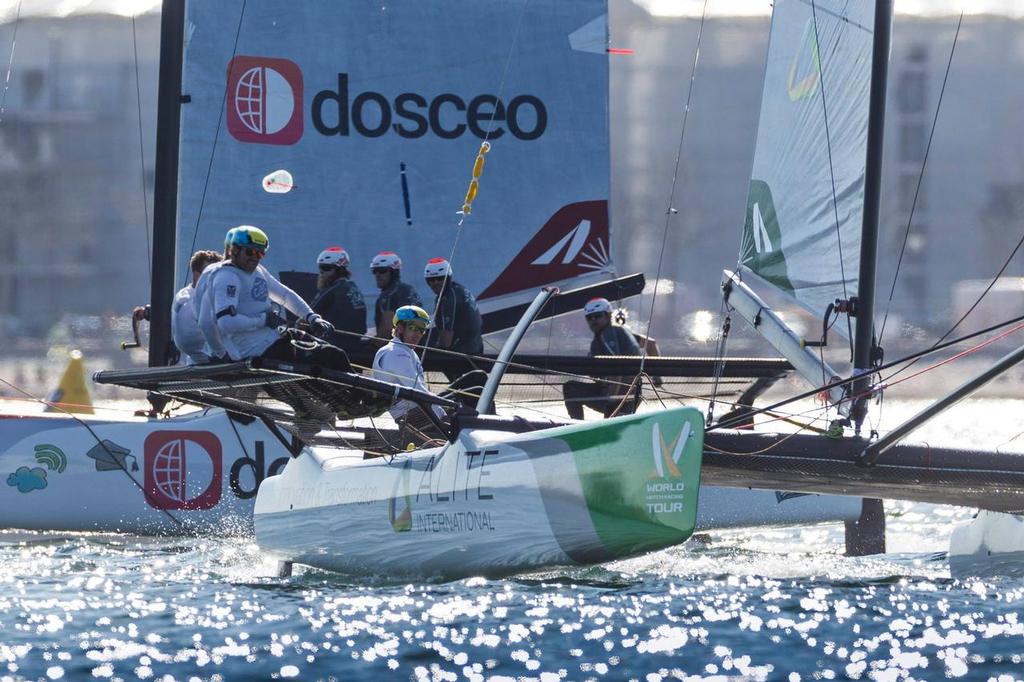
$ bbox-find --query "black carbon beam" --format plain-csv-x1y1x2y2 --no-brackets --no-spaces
703,430,1024,514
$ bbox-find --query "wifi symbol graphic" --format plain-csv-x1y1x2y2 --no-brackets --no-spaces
34,444,67,474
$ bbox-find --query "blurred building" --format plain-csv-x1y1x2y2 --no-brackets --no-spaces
0,5,1022,350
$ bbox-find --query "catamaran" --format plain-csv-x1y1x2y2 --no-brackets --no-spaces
7,0,1024,580
0,0,861,547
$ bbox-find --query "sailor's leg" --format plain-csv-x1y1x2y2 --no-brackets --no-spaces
563,380,607,420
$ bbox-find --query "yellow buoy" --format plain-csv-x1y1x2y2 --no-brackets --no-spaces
44,350,94,414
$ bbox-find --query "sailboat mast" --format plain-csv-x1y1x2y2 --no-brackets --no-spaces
148,0,186,368
850,0,893,433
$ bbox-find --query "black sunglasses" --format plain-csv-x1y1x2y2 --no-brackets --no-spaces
585,312,607,320
372,267,391,275
319,264,340,272
243,247,265,259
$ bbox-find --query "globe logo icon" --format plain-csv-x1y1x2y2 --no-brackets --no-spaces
235,66,295,136
227,56,304,145
144,432,222,510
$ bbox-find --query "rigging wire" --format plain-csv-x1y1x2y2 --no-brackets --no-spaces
184,0,248,287
131,14,153,283
809,0,853,347
710,312,1024,431
638,0,709,381
0,0,20,125
880,319,1024,390
878,12,963,344
885,230,1024,384
419,0,529,368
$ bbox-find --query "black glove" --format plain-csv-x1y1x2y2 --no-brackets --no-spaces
307,314,334,338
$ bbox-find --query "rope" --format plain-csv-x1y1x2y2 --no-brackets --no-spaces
638,0,709,380
710,314,1024,431
880,320,1024,390
879,12,963,343
886,231,1024,384
131,14,152,283
0,0,20,125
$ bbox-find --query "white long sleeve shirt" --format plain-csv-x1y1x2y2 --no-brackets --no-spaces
194,261,230,360
200,263,315,360
170,285,208,365
372,338,442,419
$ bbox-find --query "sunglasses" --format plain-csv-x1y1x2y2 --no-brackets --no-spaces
372,267,391,275
425,276,446,283
318,264,340,273
243,247,265,259
403,324,426,333
585,312,607,320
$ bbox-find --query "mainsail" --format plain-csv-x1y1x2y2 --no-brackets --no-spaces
175,0,611,308
739,0,875,320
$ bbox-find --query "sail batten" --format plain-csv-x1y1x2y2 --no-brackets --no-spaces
739,0,875,322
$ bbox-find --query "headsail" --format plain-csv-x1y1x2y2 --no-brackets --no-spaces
176,0,611,306
739,0,875,320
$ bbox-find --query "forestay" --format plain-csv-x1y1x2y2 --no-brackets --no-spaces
177,0,612,306
739,0,875,320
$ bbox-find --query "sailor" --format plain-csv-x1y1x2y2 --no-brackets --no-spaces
309,246,367,347
562,297,642,420
371,251,422,341
373,305,486,443
199,225,349,372
172,250,223,364
423,257,483,381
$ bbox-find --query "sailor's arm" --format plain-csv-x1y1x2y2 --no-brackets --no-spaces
196,286,228,357
265,270,316,321
212,270,267,334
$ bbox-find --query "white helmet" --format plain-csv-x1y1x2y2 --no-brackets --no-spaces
424,257,452,279
317,246,350,268
584,297,612,316
370,251,402,270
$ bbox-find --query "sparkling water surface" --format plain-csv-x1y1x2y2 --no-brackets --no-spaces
2,400,1024,681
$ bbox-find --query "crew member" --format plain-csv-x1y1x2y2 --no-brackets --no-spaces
172,250,222,364
310,246,367,347
373,305,486,444
199,225,346,371
423,257,483,381
371,251,422,341
562,297,642,420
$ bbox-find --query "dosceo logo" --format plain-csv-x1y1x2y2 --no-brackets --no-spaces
227,56,304,145
312,73,547,141
144,431,222,511
227,56,548,144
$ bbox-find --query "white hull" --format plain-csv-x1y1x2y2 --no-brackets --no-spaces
253,409,862,579
0,409,292,534
1,409,860,541
949,511,1024,579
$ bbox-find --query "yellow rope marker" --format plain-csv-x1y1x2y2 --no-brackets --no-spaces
459,141,491,218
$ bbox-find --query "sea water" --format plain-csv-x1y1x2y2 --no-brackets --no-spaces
2,400,1024,681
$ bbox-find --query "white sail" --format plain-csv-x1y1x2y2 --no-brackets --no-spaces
739,0,875,320
176,0,611,304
